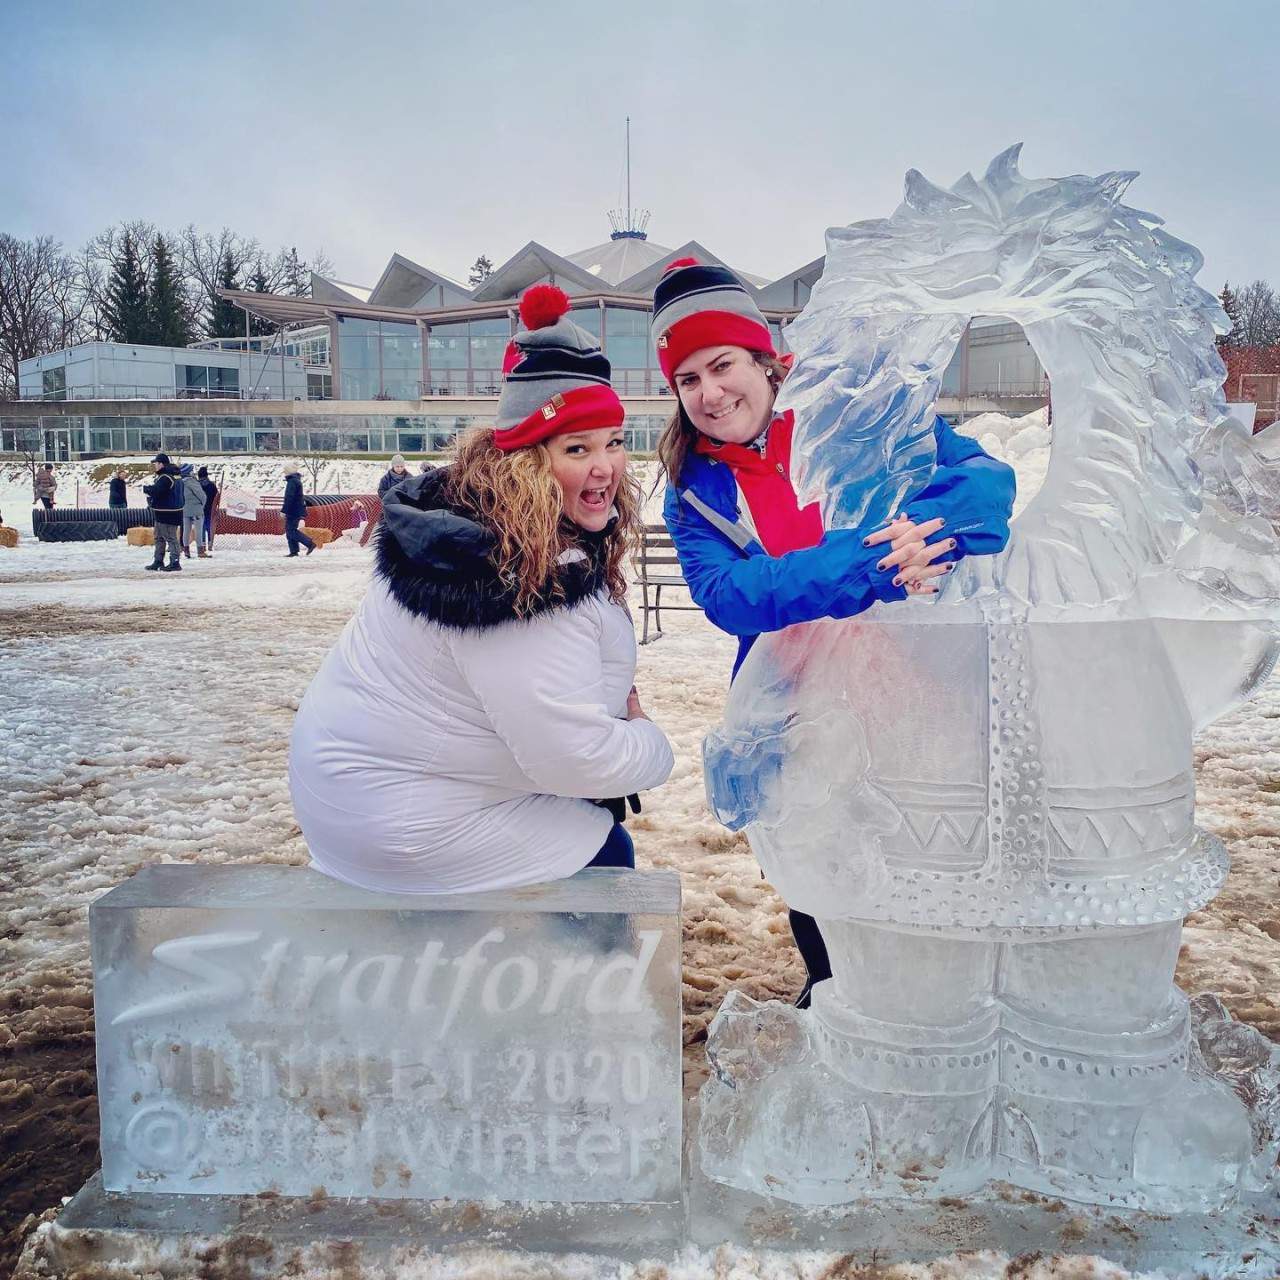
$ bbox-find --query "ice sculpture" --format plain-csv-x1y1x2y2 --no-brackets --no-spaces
700,147,1280,1211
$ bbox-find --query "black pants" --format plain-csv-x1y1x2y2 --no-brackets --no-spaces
790,910,832,986
285,516,315,554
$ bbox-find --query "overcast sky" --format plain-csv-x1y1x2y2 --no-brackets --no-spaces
3,0,1277,293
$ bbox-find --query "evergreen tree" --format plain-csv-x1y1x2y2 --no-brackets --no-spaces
147,234,191,347
468,255,494,287
103,232,151,344
207,248,244,339
281,247,309,297
248,262,274,337
1218,283,1242,353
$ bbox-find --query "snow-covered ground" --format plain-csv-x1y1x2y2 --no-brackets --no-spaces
3,411,1278,1278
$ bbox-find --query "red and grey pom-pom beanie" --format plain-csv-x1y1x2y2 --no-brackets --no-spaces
650,258,776,386
493,285,625,452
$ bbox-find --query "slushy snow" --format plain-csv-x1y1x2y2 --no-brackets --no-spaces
4,411,1279,1276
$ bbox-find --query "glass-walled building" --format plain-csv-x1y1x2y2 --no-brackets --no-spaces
5,227,1047,461
0,407,673,463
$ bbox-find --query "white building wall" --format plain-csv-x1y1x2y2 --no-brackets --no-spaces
18,342,308,400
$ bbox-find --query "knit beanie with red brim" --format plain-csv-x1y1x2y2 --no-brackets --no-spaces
650,258,776,386
494,286,625,451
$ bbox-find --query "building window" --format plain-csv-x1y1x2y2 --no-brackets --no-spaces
468,317,510,395
426,322,468,395
570,307,602,340
338,317,422,400
307,372,332,400
179,364,240,397
604,307,654,395
42,367,67,400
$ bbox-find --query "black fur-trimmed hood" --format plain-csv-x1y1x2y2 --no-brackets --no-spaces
374,468,611,630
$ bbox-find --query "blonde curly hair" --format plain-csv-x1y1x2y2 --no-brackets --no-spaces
447,427,642,617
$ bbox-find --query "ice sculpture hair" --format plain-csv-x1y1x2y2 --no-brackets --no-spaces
779,144,1280,612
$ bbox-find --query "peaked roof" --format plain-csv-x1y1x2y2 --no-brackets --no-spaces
613,239,769,297
368,253,472,308
565,237,675,286
469,241,606,302
310,273,373,304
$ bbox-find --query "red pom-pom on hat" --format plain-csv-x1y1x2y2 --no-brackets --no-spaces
664,256,700,274
519,284,570,330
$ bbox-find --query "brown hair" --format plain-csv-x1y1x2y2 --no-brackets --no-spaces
447,427,642,616
655,352,790,486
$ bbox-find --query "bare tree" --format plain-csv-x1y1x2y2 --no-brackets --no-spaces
18,446,42,494
0,234,90,398
178,225,261,338
1235,280,1280,348
301,453,327,494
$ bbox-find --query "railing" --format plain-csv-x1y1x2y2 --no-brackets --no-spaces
19,385,296,402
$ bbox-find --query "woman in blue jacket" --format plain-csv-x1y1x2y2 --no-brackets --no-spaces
652,258,1016,1003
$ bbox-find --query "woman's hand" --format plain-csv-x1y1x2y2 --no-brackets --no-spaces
864,514,956,596
626,686,648,721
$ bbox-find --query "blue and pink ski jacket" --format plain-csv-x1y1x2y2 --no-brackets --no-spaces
662,412,1016,676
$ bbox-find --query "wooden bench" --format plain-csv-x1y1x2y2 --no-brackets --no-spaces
635,523,697,644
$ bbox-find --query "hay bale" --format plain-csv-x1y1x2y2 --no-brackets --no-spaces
126,526,155,547
302,525,336,547
0,525,19,549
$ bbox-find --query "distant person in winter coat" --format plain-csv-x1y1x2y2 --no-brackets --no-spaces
653,259,1017,1006
197,466,219,554
179,463,207,558
108,469,128,508
377,453,411,497
142,453,185,571
281,463,315,557
34,464,56,509
289,284,673,894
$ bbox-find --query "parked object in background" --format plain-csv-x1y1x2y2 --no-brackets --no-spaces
35,520,119,543
0,525,19,548
300,524,335,547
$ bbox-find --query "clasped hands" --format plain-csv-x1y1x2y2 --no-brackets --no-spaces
864,514,955,597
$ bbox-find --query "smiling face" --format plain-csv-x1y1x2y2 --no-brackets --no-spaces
673,345,775,445
545,426,627,532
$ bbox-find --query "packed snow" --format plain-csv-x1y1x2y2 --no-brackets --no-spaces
3,409,1278,1278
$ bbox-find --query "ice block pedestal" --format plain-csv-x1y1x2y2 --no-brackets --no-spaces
58,864,684,1263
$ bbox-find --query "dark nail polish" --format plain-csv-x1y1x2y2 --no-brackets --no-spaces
949,539,956,549
862,537,871,547
877,559,888,571
893,575,903,586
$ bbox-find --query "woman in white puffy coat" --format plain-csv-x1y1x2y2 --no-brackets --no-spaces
288,286,674,894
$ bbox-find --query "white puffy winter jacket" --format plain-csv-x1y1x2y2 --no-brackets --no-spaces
288,472,674,894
